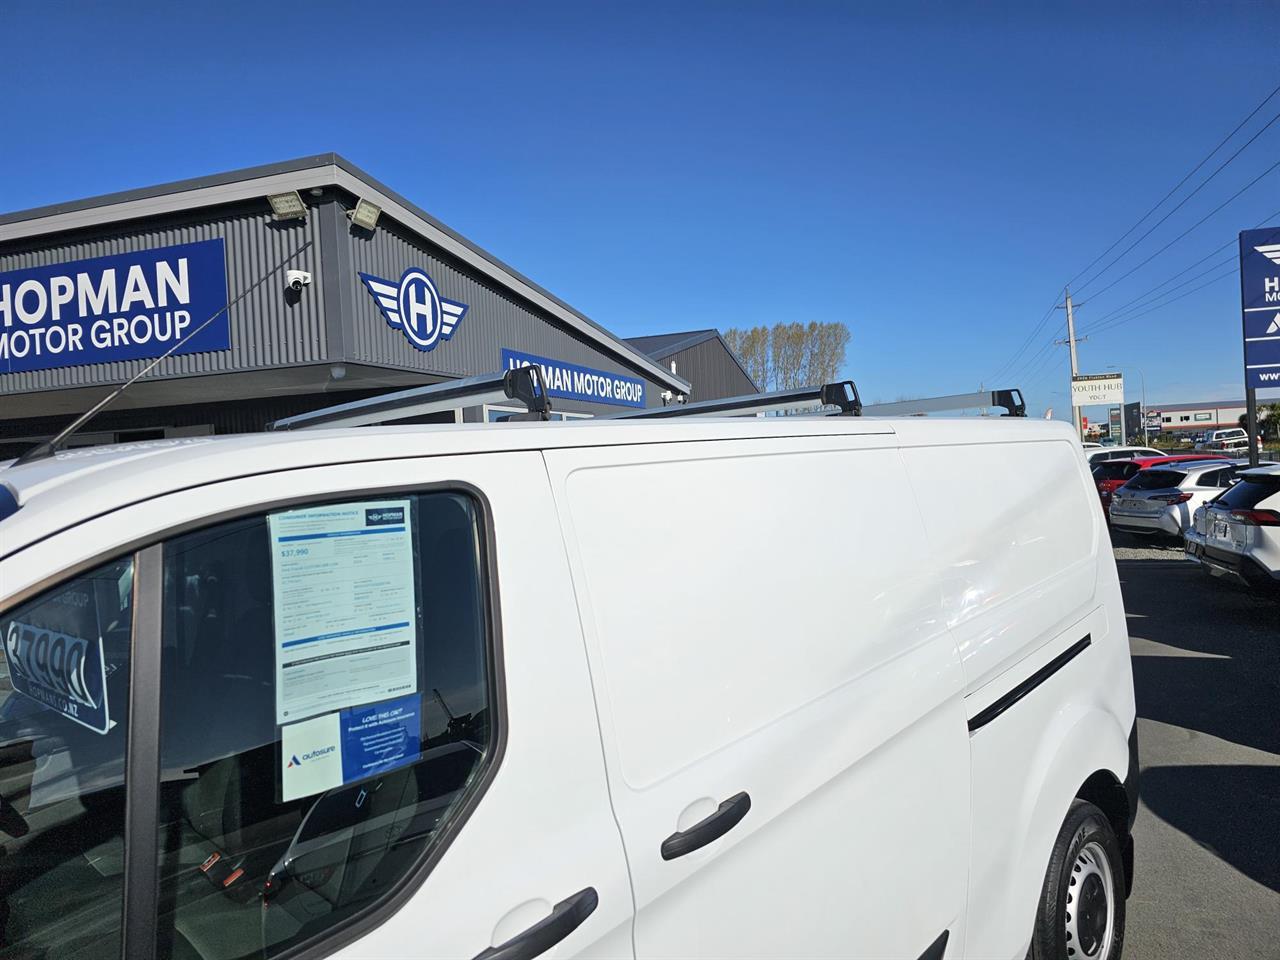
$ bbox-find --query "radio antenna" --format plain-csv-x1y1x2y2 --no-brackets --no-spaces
13,239,315,467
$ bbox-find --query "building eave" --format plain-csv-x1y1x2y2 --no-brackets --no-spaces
0,154,691,394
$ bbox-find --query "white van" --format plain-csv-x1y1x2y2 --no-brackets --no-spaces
0,412,1137,960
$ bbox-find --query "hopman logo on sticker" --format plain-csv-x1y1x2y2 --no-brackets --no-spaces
359,267,468,352
365,507,405,526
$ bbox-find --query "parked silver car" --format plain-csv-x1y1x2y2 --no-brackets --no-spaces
1110,459,1265,538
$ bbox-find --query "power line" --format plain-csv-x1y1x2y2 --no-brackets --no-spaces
985,292,1062,384
1080,255,1235,334
1082,154,1280,303
1077,205,1280,329
1064,79,1280,292
1085,265,1239,338
1075,108,1280,295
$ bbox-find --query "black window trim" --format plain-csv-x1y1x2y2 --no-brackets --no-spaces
0,480,509,960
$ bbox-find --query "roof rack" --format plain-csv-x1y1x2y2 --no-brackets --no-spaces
861,389,1025,418
268,367,551,431
608,381,863,419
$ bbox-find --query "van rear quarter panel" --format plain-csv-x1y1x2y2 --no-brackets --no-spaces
894,421,1136,958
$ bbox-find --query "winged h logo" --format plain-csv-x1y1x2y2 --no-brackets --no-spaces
359,267,468,352
1254,243,1280,267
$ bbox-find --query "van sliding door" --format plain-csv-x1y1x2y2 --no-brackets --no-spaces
545,435,971,959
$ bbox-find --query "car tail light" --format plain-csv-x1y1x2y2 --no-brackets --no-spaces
1228,509,1280,526
1152,493,1193,504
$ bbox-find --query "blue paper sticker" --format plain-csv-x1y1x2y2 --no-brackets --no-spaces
339,693,421,784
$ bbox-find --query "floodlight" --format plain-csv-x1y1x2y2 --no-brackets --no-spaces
349,198,382,231
267,191,307,221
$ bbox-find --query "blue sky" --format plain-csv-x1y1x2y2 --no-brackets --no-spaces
4,0,1278,418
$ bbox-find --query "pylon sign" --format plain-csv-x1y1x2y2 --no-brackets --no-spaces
1239,227,1280,388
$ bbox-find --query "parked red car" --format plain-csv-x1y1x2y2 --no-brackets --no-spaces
1092,454,1230,516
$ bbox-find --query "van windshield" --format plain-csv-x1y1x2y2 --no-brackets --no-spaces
1125,470,1186,491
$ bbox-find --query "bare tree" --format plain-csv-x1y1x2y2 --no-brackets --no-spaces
724,321,850,392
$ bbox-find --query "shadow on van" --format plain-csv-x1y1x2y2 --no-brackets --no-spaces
1138,764,1280,893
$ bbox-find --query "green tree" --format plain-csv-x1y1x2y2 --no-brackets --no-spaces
724,321,851,392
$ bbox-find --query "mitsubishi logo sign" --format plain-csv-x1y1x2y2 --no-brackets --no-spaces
359,267,468,352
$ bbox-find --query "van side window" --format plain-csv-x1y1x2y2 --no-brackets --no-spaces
155,492,496,959
0,557,135,959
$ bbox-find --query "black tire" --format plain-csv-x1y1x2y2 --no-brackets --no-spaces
1031,800,1127,960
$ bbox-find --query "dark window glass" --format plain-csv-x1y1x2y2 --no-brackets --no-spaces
1217,475,1280,510
0,558,135,959
1095,462,1138,482
1125,470,1186,491
155,492,495,959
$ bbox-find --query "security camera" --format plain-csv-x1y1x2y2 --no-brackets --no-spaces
286,270,312,292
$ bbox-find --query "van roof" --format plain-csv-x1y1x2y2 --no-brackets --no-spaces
0,415,1073,559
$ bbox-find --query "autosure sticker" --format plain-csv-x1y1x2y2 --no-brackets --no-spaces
280,693,422,802
269,499,419,725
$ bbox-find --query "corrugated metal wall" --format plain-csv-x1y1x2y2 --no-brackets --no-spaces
667,337,758,400
0,203,327,395
347,217,668,402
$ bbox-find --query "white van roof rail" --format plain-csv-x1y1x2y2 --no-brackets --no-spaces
267,367,551,431
861,389,1026,418
609,381,863,420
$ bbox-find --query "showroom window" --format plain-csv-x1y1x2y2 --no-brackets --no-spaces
0,557,136,959
153,491,497,959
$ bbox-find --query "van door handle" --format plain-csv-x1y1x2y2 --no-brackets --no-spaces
472,887,599,960
661,791,751,860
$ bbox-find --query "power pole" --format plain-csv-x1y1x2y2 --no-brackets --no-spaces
1055,288,1087,440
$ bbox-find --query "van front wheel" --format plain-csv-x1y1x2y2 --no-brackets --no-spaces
1031,800,1126,960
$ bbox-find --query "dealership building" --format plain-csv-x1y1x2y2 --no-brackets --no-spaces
0,154,756,458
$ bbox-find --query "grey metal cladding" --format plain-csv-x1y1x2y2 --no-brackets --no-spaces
0,205,327,396
667,337,759,401
347,219,667,393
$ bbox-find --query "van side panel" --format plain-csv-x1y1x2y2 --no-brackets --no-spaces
899,437,1100,695
899,430,1136,958
546,436,971,959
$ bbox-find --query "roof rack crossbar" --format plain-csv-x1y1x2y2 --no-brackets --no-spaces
860,389,1026,418
267,367,551,431
607,380,862,420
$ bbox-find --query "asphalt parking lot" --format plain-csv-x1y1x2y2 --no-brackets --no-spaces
1112,538,1280,959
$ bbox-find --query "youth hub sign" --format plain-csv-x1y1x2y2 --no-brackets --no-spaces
0,239,230,374
1240,227,1280,387
502,348,645,408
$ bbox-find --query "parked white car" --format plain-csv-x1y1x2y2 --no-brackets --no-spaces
0,412,1138,960
1187,464,1280,591
1086,445,1162,465
1194,427,1249,453
1110,459,1260,538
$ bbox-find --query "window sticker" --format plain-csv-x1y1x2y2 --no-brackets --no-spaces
269,500,419,724
281,693,422,802
2,618,113,734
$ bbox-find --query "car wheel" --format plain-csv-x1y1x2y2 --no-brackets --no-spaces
1031,800,1126,960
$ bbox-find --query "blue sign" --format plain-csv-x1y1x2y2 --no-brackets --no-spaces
502,348,646,408
339,693,421,784
0,239,230,375
360,267,468,352
1239,227,1280,388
